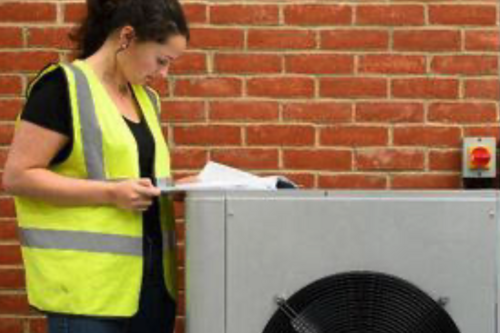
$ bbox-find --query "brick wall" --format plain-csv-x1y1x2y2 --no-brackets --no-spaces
0,0,499,332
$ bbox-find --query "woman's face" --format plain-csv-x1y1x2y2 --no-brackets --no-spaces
120,33,187,85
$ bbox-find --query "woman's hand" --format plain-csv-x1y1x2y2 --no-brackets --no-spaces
110,178,161,212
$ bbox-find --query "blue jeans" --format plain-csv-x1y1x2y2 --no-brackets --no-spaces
47,281,176,333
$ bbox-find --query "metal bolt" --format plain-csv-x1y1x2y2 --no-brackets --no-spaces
437,297,449,307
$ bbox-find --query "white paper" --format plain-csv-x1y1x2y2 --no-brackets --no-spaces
159,162,296,193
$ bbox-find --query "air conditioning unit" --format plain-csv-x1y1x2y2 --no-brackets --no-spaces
185,191,498,333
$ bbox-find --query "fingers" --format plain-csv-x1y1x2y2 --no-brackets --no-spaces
130,197,154,212
135,178,161,197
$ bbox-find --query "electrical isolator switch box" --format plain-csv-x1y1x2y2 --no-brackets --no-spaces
462,137,496,179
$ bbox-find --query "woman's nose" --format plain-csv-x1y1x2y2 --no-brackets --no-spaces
158,65,170,79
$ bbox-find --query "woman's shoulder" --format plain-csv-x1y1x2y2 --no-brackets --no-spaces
28,64,67,96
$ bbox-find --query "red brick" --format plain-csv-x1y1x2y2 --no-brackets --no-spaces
161,101,205,122
212,149,279,169
177,291,186,316
285,54,354,74
214,54,282,74
189,28,244,49
246,126,315,146
175,317,185,333
0,318,23,333
431,55,498,75
175,221,186,244
465,79,499,100
0,294,30,315
0,124,15,145
148,78,169,97
465,31,499,51
320,78,387,98
161,127,169,141
392,78,459,99
429,5,497,26
0,52,59,72
392,175,461,189
171,149,208,169
177,266,185,291
0,220,17,240
321,126,389,147
394,126,461,147
357,5,424,26
359,55,426,74
0,77,22,95
464,126,500,139
175,78,242,98
0,245,22,265
176,244,185,269
29,318,47,333
210,5,279,25
27,28,74,49
277,173,315,189
0,27,23,48
428,102,497,123
248,29,316,49
0,269,25,289
284,5,352,25
0,2,56,22
209,101,279,122
64,3,86,23
247,77,314,98
0,198,16,218
283,149,352,171
184,3,207,24
356,103,424,123
394,30,461,52
429,150,461,171
0,99,25,121
0,150,8,169
174,125,241,146
321,30,389,50
319,175,387,189
356,149,425,171
173,201,186,220
283,102,352,124
170,53,207,75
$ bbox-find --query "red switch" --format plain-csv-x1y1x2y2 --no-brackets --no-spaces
470,146,492,170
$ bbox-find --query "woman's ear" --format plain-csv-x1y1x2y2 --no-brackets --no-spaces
118,25,136,49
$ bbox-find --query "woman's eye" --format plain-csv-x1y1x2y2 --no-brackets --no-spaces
158,58,170,66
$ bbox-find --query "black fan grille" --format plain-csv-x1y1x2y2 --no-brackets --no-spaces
263,271,460,333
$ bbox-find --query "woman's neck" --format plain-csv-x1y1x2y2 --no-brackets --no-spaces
85,42,129,95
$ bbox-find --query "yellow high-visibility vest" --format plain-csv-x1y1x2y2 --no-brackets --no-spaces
14,60,177,317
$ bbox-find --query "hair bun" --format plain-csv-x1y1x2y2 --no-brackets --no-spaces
87,0,121,17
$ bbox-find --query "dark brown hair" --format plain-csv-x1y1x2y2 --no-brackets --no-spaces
71,0,190,59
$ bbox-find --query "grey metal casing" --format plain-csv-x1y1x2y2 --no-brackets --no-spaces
185,190,499,333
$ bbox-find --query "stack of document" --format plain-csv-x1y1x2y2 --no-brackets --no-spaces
158,162,298,193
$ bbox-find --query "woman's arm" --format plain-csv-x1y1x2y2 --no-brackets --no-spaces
3,121,159,212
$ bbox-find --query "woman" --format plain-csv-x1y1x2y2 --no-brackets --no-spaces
3,0,191,332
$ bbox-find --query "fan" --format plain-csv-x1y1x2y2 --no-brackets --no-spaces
264,271,460,333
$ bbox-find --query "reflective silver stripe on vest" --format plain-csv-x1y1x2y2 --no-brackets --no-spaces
65,64,105,180
19,228,142,256
144,87,161,124
163,230,176,252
